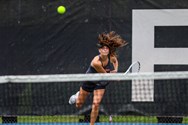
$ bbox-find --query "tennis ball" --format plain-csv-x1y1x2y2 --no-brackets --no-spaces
57,6,66,14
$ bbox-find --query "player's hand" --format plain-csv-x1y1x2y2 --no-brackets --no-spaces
110,70,117,73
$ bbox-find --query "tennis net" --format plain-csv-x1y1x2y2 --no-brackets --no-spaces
0,71,188,124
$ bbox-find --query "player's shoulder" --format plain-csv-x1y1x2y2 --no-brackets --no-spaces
91,56,102,67
110,55,117,61
110,54,117,58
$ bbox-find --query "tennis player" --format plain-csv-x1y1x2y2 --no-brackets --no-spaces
69,31,127,125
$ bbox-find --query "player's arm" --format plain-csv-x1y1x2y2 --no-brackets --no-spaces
91,57,107,73
110,56,118,73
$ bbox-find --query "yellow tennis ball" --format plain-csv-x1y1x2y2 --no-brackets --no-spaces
57,6,66,14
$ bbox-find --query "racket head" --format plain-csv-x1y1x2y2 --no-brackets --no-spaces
124,61,141,74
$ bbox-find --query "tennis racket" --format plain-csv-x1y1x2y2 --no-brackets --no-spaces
124,61,141,74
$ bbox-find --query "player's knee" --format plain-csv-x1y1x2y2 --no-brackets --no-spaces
76,102,83,109
92,102,100,109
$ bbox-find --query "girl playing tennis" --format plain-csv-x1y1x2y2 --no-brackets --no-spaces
69,31,127,125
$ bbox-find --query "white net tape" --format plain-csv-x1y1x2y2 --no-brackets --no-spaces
0,71,188,83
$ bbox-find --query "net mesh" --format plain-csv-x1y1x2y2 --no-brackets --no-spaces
0,71,188,124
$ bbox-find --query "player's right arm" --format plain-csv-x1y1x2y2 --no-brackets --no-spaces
110,55,118,73
91,56,107,73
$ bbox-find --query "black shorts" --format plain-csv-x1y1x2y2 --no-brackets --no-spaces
81,81,109,92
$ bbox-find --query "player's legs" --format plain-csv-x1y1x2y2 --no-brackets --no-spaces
69,81,94,106
90,89,105,125
76,87,89,108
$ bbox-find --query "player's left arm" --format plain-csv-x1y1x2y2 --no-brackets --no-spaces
110,56,118,73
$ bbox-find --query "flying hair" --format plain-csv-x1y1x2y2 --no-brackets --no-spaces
97,31,128,57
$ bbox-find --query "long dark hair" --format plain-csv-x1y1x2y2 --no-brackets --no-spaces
97,31,128,57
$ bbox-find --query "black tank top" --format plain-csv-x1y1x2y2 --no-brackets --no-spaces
86,55,114,73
